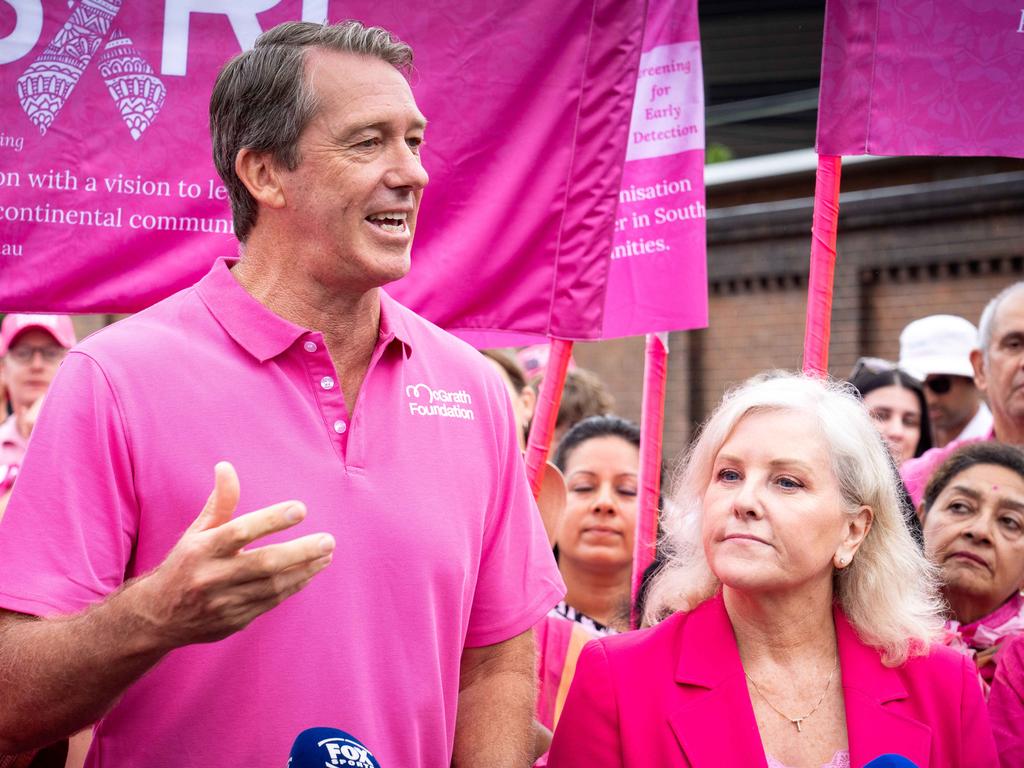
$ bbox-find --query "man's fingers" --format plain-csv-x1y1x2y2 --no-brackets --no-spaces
209,501,315,555
229,534,336,581
190,462,241,533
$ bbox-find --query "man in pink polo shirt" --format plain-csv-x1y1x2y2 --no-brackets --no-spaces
0,21,563,768
0,314,76,517
902,281,1024,508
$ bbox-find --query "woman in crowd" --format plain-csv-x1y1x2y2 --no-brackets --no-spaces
920,442,1024,685
548,372,995,767
849,357,931,467
551,415,641,636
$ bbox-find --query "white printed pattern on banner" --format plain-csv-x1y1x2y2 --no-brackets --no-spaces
17,1,165,141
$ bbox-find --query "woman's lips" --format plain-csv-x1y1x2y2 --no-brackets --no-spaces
724,533,769,545
949,550,990,570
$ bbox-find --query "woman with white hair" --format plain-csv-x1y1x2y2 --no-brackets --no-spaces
547,372,996,767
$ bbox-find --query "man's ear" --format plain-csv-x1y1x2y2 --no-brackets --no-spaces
235,148,287,211
970,348,987,393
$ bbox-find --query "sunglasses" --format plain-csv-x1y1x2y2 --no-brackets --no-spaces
849,357,897,379
924,376,953,395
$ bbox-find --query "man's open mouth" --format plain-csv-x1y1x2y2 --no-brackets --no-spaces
366,211,408,233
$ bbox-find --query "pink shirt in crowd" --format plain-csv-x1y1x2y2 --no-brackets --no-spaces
900,428,995,508
0,259,564,767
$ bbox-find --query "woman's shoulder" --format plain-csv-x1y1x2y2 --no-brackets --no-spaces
893,640,977,695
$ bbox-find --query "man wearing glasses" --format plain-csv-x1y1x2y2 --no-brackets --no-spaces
902,287,1024,507
899,314,993,448
0,314,76,517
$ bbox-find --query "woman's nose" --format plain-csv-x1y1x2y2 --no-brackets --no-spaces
731,480,763,519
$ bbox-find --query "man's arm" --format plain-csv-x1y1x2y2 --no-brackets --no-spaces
0,463,335,752
452,629,536,768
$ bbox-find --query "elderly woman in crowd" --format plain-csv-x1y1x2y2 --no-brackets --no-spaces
920,442,1024,685
849,357,931,467
551,415,642,636
548,372,996,768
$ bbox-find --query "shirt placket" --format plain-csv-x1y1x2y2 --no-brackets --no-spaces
299,332,351,464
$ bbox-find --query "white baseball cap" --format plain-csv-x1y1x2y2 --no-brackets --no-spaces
898,314,978,381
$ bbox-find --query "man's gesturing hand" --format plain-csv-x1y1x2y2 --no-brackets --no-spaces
135,462,335,649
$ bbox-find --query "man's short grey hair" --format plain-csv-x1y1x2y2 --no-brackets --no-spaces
209,21,413,241
644,371,944,666
978,282,1024,359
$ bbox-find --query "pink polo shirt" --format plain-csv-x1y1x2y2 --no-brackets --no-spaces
0,259,564,767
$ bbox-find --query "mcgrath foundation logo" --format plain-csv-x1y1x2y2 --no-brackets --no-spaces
405,382,475,421
14,0,166,140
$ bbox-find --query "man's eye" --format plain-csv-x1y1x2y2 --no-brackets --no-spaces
407,136,424,150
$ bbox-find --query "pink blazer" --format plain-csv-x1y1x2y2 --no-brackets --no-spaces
547,594,997,767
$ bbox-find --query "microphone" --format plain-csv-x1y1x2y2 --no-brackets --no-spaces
287,727,381,768
864,756,919,767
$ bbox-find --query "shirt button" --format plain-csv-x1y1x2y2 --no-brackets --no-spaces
333,420,347,434
303,341,317,353
320,376,335,390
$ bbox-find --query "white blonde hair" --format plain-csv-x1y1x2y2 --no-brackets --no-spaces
644,371,944,665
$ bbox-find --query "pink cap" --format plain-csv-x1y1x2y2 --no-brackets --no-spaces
0,314,77,356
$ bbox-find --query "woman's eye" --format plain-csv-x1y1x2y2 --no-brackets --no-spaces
570,485,593,494
1001,516,1022,533
948,501,972,515
776,476,803,490
717,469,740,482
617,487,638,497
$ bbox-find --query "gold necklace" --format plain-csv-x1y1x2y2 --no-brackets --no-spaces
744,657,838,733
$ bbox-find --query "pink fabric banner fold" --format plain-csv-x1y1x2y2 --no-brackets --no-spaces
631,331,667,625
0,0,707,343
818,0,1024,158
803,156,842,377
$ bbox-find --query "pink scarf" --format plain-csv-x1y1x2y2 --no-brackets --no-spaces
942,592,1024,684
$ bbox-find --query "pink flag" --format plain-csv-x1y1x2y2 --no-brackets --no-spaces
0,1,706,342
818,0,1024,158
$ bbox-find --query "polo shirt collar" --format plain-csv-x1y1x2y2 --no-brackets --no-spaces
197,258,412,362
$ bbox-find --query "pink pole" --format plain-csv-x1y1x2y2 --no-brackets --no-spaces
802,155,843,376
631,332,668,627
525,338,574,499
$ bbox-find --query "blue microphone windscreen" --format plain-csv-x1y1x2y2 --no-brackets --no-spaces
287,727,381,768
864,756,919,768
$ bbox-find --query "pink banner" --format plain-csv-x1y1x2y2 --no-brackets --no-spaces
602,0,707,338
0,1,705,343
818,0,1024,158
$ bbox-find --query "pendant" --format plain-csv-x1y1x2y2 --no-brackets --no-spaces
792,718,804,733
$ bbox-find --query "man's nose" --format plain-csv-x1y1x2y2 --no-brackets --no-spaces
384,144,429,191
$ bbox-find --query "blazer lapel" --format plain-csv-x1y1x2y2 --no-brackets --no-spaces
668,595,769,768
835,608,932,767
